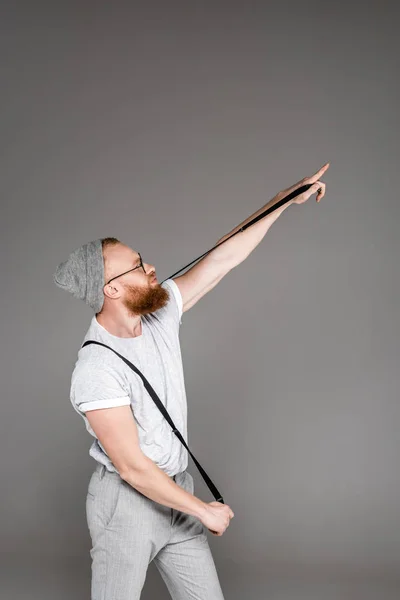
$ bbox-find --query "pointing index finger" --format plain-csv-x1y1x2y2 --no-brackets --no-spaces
311,162,330,182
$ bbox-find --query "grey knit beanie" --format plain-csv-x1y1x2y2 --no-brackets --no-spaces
53,239,105,313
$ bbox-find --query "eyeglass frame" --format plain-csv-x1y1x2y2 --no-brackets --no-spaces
105,252,147,286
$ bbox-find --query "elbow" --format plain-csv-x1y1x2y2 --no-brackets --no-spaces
119,455,150,484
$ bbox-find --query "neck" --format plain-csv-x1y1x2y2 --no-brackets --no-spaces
96,309,142,338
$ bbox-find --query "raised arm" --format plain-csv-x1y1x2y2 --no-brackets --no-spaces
174,162,329,312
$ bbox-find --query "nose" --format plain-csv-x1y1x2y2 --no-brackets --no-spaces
144,262,155,275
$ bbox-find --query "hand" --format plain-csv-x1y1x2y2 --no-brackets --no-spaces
278,162,330,205
200,501,235,537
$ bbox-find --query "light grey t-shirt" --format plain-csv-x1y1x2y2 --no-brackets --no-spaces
70,278,188,477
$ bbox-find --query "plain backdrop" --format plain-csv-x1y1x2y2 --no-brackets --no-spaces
1,1,399,598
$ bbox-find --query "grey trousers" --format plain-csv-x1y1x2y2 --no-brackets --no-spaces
86,463,225,599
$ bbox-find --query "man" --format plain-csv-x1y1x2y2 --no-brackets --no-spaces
53,163,328,599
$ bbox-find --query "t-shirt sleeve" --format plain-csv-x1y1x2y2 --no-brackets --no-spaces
158,278,183,327
71,363,131,414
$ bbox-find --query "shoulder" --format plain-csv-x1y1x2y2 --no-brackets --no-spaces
154,279,183,325
71,345,129,391
162,278,183,311
71,350,131,413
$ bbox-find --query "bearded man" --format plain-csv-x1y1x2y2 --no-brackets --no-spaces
53,162,328,600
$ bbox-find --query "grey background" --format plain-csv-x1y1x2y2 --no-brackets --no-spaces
1,1,399,598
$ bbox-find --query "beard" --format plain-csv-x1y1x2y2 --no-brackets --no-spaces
122,280,170,316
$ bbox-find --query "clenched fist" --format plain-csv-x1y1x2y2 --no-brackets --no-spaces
200,501,235,536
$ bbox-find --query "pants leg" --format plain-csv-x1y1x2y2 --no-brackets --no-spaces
86,464,172,600
153,471,225,600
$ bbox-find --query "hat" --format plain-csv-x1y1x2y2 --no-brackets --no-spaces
53,239,105,313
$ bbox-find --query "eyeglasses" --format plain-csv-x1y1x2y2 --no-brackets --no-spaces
105,252,147,285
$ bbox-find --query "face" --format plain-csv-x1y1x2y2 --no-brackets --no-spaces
104,244,170,315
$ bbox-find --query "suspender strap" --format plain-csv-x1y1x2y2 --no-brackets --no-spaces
81,340,224,504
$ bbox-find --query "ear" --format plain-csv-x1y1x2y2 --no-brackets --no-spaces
103,282,123,301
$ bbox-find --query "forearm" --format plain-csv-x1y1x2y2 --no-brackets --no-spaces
211,196,294,268
121,455,207,520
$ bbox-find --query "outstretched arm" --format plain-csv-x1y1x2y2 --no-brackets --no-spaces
174,163,329,313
